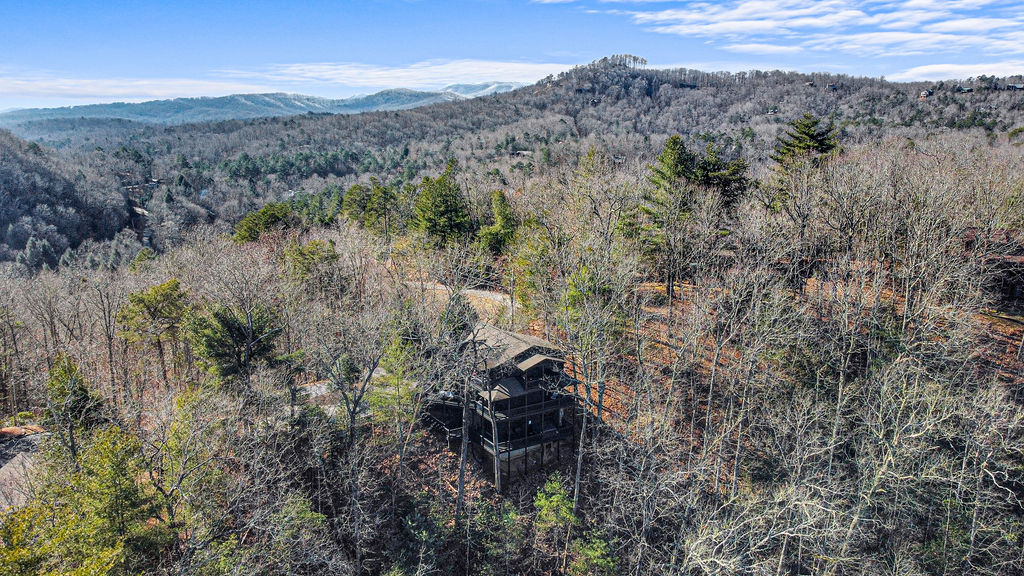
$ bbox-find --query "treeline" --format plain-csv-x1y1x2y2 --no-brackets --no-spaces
1,116,1023,575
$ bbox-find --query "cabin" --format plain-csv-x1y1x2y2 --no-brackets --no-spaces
424,324,577,489
966,229,1024,303
987,231,1024,302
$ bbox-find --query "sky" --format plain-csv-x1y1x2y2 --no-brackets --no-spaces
1,0,1021,110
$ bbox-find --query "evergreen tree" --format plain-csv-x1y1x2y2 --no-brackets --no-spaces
341,183,371,222
643,138,698,303
692,142,749,212
569,535,616,576
281,239,339,286
185,302,281,386
648,135,697,195
116,279,189,388
648,136,748,211
43,354,105,465
478,189,519,254
364,177,397,235
15,236,56,270
411,160,471,244
534,472,577,533
0,426,168,576
770,113,838,166
232,202,297,243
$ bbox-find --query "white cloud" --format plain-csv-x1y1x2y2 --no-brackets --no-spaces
900,0,997,10
923,17,1021,32
888,59,1024,80
616,0,1021,58
804,30,985,55
224,59,573,89
0,74,271,101
723,43,804,54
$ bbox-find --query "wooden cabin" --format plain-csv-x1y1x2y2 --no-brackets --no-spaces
424,324,577,489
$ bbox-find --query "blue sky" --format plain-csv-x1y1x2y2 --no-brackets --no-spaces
1,0,1021,109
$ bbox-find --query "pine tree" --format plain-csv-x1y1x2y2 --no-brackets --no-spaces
770,113,838,166
232,202,297,243
648,135,697,196
411,160,471,244
0,426,167,576
43,354,105,465
478,189,519,254
692,142,749,212
185,302,281,386
116,279,189,388
341,183,371,222
364,177,396,236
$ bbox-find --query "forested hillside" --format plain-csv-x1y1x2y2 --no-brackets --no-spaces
1,57,1024,575
2,58,1023,267
0,130,131,266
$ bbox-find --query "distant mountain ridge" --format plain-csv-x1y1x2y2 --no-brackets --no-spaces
0,82,525,126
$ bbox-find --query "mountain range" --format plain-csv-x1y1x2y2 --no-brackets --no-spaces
0,82,525,127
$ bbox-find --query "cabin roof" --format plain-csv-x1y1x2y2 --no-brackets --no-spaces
467,323,560,370
479,377,526,402
517,354,561,372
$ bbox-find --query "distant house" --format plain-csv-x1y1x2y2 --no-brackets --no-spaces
424,324,577,488
1007,84,1024,91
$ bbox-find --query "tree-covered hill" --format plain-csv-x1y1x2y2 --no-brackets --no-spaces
0,129,130,266
2,57,1023,266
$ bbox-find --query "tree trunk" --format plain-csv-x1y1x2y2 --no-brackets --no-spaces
456,373,472,515
572,399,589,516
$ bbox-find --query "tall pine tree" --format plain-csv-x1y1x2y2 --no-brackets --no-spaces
770,113,838,166
411,160,471,244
